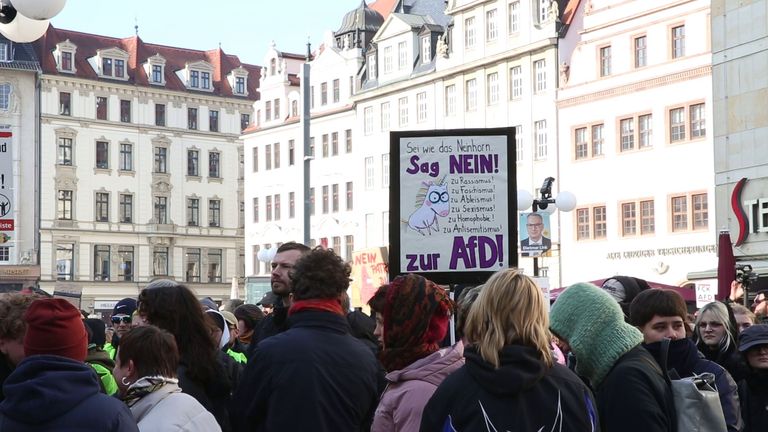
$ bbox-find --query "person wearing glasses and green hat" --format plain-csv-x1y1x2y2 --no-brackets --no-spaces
104,298,137,360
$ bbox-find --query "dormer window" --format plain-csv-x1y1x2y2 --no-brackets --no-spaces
91,48,129,80
180,61,214,92
0,42,10,62
422,36,431,64
270,58,276,76
54,40,78,74
191,70,199,87
152,65,162,82
189,70,211,89
367,54,376,79
201,72,210,89
227,66,249,96
144,54,167,86
61,52,72,70
235,77,245,94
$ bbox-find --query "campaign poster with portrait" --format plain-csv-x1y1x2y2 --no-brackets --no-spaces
519,212,552,257
388,128,517,285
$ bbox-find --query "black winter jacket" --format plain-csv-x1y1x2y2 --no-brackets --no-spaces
178,350,235,432
738,369,768,432
231,309,380,432
420,345,598,432
644,338,742,432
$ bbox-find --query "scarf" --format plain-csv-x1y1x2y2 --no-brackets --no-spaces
121,375,178,407
288,298,344,316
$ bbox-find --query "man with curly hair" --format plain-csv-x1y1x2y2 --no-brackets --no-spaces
0,293,39,402
231,247,380,432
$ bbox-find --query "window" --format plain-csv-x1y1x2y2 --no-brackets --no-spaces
0,84,9,110
59,92,71,115
321,82,328,105
509,1,520,34
187,150,199,176
640,200,655,234
309,87,314,109
96,96,107,120
252,197,259,222
114,143,131,172
120,100,130,122
534,60,546,93
153,247,168,276
0,247,9,262
201,72,210,89
309,188,315,215
188,108,198,130
310,137,315,156
320,134,327,158
235,76,245,94
634,36,647,68
265,144,272,170
692,193,708,229
364,107,374,135
154,147,167,173
333,79,340,103
671,193,708,232
421,36,430,63
152,64,163,83
345,235,354,261
486,72,499,105
56,244,74,281
671,25,685,58
600,46,611,77
209,199,221,227
102,58,112,76
486,9,498,41
266,195,272,221
252,147,258,172
287,140,295,166
187,197,200,226
465,79,477,111
291,100,298,117
332,184,339,212
669,107,686,142
115,59,125,78
444,84,456,116
331,132,338,156
94,245,110,281
622,202,637,236
594,206,607,238
208,249,222,283
620,118,635,151
265,101,272,120
365,157,374,190
576,205,607,240
383,46,393,74
94,192,109,221
464,17,476,49
592,124,604,156
93,141,108,169
322,185,329,214
514,125,523,162
398,97,408,127
61,51,73,71
690,103,705,138
367,54,377,79
154,196,168,224
57,190,73,220
535,120,547,160
119,193,132,223
274,99,280,120
575,128,588,159
398,41,407,70
57,138,73,165
241,113,250,131
117,246,134,281
538,0,548,22
346,182,353,211
576,208,590,240
209,110,219,132
417,92,428,123
345,129,353,153
209,152,220,178
289,192,295,218
382,154,390,188
185,248,201,282
381,102,390,130
510,66,522,99
155,103,165,126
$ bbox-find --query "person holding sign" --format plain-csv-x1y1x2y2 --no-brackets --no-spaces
520,213,551,257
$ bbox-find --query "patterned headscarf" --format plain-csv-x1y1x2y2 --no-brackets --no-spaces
379,274,455,372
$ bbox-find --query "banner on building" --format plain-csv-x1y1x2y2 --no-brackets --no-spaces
389,128,517,285
0,126,13,232
349,247,388,308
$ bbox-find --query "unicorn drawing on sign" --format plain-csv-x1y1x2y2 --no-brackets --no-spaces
408,177,450,236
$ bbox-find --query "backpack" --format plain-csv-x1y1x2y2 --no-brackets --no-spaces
659,338,727,432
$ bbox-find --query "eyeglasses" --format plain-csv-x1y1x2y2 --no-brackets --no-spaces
111,315,132,325
698,321,723,329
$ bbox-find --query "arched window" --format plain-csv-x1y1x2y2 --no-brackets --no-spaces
270,58,276,76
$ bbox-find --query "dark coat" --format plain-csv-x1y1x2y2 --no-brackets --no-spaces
0,355,138,431
644,338,742,432
597,345,676,432
178,351,234,432
420,345,598,432
738,369,768,432
0,355,12,403
231,310,379,432
245,302,289,360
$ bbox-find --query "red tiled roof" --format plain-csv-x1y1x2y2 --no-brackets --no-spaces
562,0,582,26
33,25,261,100
370,0,397,20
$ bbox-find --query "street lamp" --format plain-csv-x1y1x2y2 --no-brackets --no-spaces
0,0,67,43
517,177,577,276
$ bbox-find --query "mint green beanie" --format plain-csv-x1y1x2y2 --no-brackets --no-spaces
550,282,643,387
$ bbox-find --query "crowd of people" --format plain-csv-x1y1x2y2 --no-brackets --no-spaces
0,240,767,431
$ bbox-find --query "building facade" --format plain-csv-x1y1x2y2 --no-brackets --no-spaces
34,27,259,312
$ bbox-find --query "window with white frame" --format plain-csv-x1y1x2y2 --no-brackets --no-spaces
152,65,162,83
538,0,548,23
464,17,476,49
0,84,11,111
671,193,707,232
600,46,611,77
398,41,407,70
508,1,520,34
592,124,604,156
383,46,393,74
575,127,588,160
421,35,430,63
534,59,546,93
669,103,705,142
510,66,522,99
576,205,608,240
639,114,652,148
634,36,647,68
620,118,634,151
669,107,686,142
61,51,73,72
381,102,390,131
365,157,375,190
364,106,374,135
95,140,109,169
486,9,498,42
367,54,377,79
534,120,547,159
574,123,605,159
119,193,133,223
417,92,428,123
444,84,456,116
671,25,685,59
398,97,408,127
381,154,390,188
119,142,133,171
465,79,477,111
514,125,523,162
690,103,705,138
486,72,499,105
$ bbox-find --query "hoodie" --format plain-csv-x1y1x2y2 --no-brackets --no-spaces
0,355,137,431
420,344,597,432
371,342,464,432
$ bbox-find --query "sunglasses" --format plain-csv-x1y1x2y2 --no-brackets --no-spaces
111,315,132,324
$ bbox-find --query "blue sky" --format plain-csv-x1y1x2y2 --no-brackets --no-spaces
51,0,364,65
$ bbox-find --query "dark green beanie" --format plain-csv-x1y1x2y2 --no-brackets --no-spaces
550,282,643,387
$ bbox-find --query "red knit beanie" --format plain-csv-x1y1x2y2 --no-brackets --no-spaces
24,298,87,362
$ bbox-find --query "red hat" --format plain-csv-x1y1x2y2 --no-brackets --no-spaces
24,298,87,362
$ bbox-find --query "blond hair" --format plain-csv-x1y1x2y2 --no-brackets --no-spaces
464,268,553,368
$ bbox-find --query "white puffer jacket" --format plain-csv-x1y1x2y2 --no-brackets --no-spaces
129,382,221,432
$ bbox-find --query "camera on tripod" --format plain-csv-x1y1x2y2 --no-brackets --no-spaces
735,264,758,286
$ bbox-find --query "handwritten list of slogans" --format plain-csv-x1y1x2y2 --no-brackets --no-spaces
399,134,510,274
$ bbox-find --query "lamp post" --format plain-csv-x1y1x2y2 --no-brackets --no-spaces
517,177,577,277
0,0,67,43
